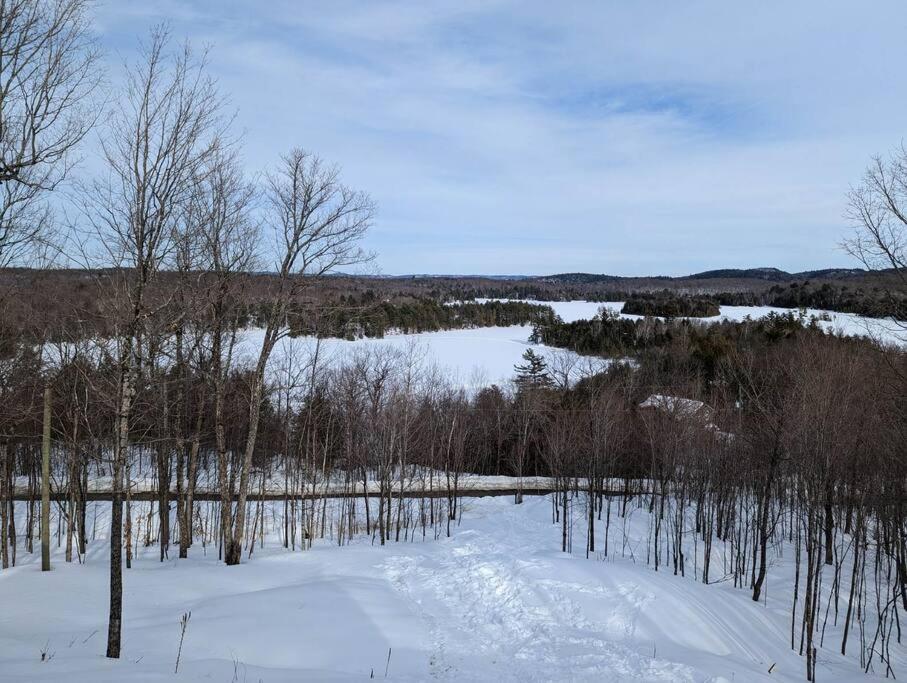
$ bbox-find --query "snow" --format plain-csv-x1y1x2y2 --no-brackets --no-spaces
235,325,610,390
42,302,903,395
693,305,905,347
8,299,903,681
239,296,907,393
0,496,896,681
639,394,712,419
39,324,605,393
11,467,590,497
477,299,906,347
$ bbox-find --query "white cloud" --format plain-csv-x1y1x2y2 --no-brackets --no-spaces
89,1,907,275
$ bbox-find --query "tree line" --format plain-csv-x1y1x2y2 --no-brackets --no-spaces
282,297,555,339
714,280,906,319
426,278,906,320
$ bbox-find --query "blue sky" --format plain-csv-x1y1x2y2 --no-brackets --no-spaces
90,1,907,275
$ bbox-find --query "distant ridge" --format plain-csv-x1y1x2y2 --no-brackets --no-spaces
687,267,790,281
359,268,871,282
5,267,871,282
530,268,870,283
536,273,628,284
686,267,866,281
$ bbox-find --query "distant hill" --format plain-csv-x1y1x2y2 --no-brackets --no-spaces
686,267,792,281
686,267,867,281
792,268,868,280
535,273,630,284
529,268,870,284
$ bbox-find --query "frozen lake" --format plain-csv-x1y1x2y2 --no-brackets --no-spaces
479,299,906,347
46,301,903,390
234,300,903,391
238,324,608,390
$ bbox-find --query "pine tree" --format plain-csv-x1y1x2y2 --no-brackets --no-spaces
514,348,553,390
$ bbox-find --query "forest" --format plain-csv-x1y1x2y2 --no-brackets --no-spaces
619,292,721,318
283,297,555,339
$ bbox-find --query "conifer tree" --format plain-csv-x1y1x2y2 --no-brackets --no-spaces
514,348,553,390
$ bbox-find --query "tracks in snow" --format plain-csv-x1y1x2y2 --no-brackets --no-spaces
382,507,695,682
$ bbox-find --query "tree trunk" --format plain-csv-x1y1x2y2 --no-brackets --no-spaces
228,367,265,565
185,429,201,550
823,494,834,566
107,368,134,659
157,443,170,562
180,413,203,558
0,443,8,570
752,457,778,602
41,385,52,572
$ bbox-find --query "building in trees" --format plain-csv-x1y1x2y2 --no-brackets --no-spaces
639,394,715,423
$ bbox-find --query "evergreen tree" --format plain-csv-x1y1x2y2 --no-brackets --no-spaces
514,348,553,389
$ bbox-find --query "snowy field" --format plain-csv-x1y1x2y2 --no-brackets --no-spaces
0,496,898,682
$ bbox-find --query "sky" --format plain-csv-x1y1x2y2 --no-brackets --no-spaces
89,1,907,276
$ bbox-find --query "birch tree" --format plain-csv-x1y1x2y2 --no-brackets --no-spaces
191,147,257,563
84,26,223,658
224,149,373,565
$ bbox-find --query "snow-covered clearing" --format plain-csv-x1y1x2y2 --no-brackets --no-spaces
44,324,604,392
1,496,897,682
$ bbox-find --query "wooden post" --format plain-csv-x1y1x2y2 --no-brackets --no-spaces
41,383,52,572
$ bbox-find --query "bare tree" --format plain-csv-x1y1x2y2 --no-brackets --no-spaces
846,148,907,278
224,149,373,565
845,146,907,331
0,0,100,262
0,180,53,266
83,26,224,659
191,147,258,564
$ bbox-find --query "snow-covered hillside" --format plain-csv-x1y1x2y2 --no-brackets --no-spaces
0,496,898,682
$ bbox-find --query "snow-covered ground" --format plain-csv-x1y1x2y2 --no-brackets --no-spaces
236,325,610,390
0,496,897,682
11,467,585,497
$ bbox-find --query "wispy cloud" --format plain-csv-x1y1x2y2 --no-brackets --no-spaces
90,1,907,275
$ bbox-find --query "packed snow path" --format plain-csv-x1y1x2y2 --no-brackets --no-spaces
382,519,696,681
0,497,896,681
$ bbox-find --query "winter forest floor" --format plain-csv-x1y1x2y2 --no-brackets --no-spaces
0,496,902,682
